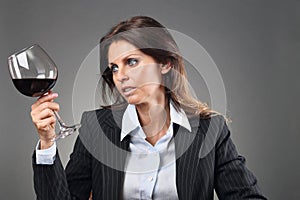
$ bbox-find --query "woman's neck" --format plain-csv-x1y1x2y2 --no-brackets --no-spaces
136,99,171,146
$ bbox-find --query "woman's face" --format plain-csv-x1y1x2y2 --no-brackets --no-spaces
108,40,169,106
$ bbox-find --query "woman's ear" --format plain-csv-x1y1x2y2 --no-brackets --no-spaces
160,63,172,74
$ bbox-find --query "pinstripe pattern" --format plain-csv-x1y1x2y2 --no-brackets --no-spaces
32,108,267,200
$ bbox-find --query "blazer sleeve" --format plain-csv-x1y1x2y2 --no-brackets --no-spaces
213,116,268,199
32,112,92,200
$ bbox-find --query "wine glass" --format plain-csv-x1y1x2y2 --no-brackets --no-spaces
8,44,81,141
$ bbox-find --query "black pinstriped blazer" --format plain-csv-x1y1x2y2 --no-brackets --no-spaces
32,108,267,200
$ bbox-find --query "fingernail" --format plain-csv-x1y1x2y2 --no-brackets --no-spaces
52,93,58,98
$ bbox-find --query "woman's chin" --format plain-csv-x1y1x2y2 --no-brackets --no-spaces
126,95,148,106
125,96,139,105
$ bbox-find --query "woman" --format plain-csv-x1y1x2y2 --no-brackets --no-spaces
31,16,267,199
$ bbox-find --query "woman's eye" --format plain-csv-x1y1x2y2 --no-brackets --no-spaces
127,58,138,66
111,64,118,73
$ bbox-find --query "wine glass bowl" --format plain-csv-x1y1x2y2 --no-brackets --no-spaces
8,44,80,141
8,44,57,97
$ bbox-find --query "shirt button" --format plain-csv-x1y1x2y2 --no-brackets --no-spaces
148,177,153,182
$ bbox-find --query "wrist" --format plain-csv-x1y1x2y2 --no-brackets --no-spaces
39,139,54,149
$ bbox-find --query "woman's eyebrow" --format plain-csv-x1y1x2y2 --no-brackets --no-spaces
121,53,141,61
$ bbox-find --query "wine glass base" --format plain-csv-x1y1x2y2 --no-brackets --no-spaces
51,123,81,142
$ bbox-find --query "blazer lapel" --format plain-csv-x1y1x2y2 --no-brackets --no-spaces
174,116,205,200
95,108,130,199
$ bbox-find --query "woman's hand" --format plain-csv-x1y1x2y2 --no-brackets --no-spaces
30,91,59,149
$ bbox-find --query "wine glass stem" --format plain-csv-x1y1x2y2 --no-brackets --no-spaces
53,111,66,127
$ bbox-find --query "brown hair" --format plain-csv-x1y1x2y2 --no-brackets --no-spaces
99,16,216,118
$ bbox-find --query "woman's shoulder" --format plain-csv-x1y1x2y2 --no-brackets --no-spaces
188,112,227,129
202,114,227,127
185,113,229,142
81,107,126,128
82,108,113,117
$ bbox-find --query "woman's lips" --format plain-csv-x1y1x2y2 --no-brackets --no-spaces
122,87,137,97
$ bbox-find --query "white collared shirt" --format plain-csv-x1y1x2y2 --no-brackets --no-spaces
121,103,191,200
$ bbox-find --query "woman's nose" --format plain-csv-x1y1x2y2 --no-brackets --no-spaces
116,68,129,83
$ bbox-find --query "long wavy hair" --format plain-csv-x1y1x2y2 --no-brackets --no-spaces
99,16,216,118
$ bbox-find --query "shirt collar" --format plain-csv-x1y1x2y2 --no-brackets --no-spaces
120,102,191,141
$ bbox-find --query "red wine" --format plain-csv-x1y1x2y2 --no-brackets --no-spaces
12,78,56,97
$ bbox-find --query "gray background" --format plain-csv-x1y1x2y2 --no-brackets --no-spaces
1,0,299,199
